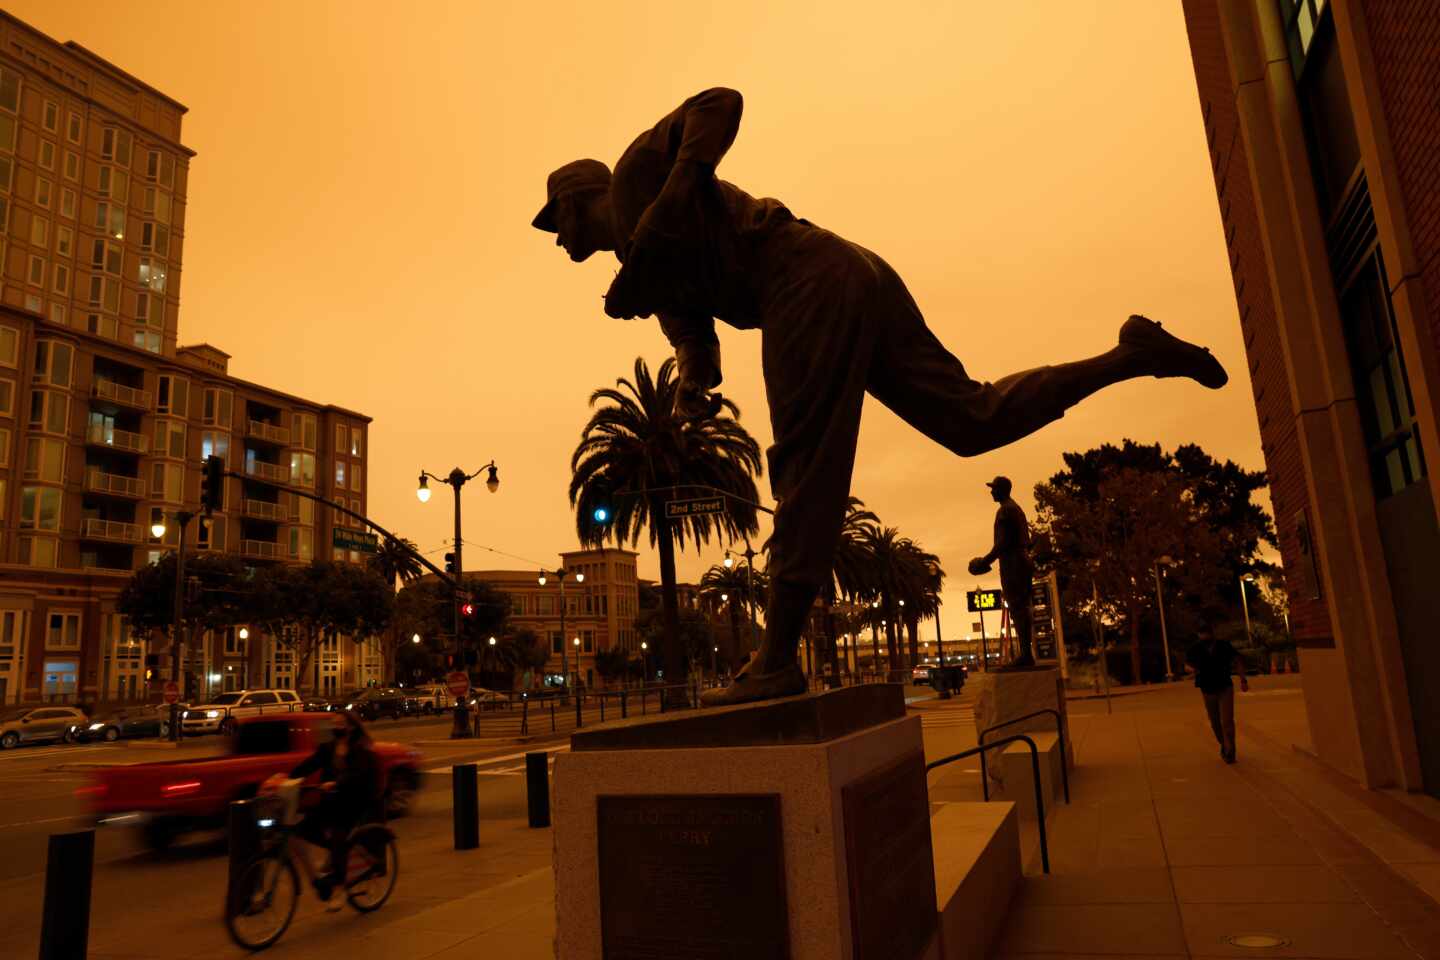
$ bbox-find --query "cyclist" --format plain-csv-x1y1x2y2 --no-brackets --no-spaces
262,709,382,905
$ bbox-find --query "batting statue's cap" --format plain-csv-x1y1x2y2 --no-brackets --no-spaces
532,159,612,232
986,476,1012,496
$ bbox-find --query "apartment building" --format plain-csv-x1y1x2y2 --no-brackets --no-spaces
1182,0,1440,795
0,14,376,705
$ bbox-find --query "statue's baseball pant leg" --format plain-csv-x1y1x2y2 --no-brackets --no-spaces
757,231,885,667
1001,564,1035,663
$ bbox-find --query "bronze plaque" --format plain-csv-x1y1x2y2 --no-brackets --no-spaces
842,752,938,959
598,794,788,959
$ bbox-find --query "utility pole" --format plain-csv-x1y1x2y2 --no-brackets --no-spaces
1153,557,1175,681
167,511,193,742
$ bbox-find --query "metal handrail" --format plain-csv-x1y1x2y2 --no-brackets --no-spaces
926,734,1050,873
978,708,1070,804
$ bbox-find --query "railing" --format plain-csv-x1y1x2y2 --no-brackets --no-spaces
246,420,290,445
91,378,150,409
84,467,144,498
86,423,148,453
81,518,140,542
978,708,1070,805
244,460,289,483
239,539,281,559
241,498,285,521
926,735,1051,873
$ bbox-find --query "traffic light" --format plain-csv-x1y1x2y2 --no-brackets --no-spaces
200,455,225,514
444,552,457,575
592,505,611,524
460,601,476,617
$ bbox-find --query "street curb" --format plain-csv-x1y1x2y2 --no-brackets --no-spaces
123,740,182,749
410,736,534,746
52,761,142,771
1064,685,1170,701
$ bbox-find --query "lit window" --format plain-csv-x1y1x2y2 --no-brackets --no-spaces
350,427,362,457
201,430,230,462
335,461,345,487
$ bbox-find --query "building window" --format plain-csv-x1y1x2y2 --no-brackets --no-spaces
66,113,82,144
42,99,58,131
335,461,345,488
55,226,72,258
91,238,122,275
198,514,225,552
63,151,79,181
47,612,81,650
289,527,313,562
154,419,186,459
292,412,316,450
60,188,76,220
47,304,65,328
0,116,13,155
351,464,362,492
24,437,65,483
0,71,16,114
150,462,183,502
0,427,11,467
334,424,346,453
201,430,229,463
289,452,315,488
28,390,68,435
39,140,55,171
350,427,362,457
20,536,57,568
97,166,129,204
32,341,73,388
157,375,189,416
138,257,167,293
87,314,119,340
29,217,47,248
133,330,161,354
27,255,44,286
146,150,175,188
95,201,125,241
35,177,51,209
0,380,13,416
0,158,9,192
0,327,15,367
20,486,61,531
202,388,232,427
141,222,170,256
100,128,133,166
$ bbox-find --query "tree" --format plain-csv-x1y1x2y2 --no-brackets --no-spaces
392,576,510,681
369,536,424,683
594,647,631,688
699,561,768,667
855,524,926,677
570,357,763,695
1033,440,1274,683
252,562,394,693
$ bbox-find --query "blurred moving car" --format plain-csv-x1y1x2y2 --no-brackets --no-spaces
78,704,177,742
0,706,90,748
329,686,411,721
84,711,423,850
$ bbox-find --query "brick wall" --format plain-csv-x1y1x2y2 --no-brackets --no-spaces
1181,0,1336,642
1360,0,1440,357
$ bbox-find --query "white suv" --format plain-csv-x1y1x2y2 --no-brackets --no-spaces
182,689,301,735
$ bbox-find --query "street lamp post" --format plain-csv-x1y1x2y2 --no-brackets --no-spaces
1240,573,1256,648
742,543,759,652
151,511,194,742
539,568,584,696
640,641,649,686
418,462,499,738
1153,555,1175,681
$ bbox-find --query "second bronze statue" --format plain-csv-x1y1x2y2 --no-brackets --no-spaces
533,87,1228,706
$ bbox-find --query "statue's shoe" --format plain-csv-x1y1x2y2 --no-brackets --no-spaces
699,663,807,707
1120,314,1229,389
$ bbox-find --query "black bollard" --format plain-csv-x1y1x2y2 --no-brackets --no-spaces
227,799,264,898
525,752,551,828
575,692,583,729
39,830,94,960
452,763,479,850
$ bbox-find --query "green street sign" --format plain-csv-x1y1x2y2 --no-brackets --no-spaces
665,496,725,519
332,527,379,553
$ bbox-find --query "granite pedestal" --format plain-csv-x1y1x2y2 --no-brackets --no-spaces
969,667,1072,795
552,684,941,960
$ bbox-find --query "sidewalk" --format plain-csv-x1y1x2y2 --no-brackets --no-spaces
990,679,1440,958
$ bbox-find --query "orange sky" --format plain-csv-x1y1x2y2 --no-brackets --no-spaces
14,1,1266,637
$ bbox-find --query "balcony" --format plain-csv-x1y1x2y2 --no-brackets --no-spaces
242,498,285,521
85,467,145,498
246,420,290,445
91,378,151,410
81,518,141,543
244,460,289,484
87,423,148,454
239,539,281,559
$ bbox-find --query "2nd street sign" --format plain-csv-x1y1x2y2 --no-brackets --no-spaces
665,497,725,519
331,527,379,554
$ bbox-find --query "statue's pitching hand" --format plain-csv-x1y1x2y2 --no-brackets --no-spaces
604,259,653,320
674,379,723,421
967,557,992,576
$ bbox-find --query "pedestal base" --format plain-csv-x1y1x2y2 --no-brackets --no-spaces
969,667,1071,792
553,685,941,960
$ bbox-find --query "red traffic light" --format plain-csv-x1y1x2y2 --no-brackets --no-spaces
460,602,476,617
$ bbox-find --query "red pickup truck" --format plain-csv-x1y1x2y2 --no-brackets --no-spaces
84,712,423,850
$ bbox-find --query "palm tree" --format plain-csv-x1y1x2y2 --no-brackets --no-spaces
700,560,769,667
856,524,925,679
369,536,423,684
824,497,881,678
570,357,763,694
896,540,944,669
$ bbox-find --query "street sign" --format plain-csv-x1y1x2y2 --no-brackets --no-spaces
162,681,180,705
445,671,470,699
966,589,1003,613
665,496,725,519
331,527,379,553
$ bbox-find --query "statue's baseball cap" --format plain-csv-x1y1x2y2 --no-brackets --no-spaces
986,476,1012,496
531,159,612,232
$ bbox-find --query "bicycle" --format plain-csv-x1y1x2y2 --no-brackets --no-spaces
224,779,399,951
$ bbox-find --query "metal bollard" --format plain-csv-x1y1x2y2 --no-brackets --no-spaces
520,697,529,736
227,799,264,899
452,763,479,850
575,692,583,728
621,690,628,719
525,752,551,828
39,830,94,960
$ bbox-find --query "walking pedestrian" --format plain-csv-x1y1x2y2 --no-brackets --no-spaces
1185,629,1248,763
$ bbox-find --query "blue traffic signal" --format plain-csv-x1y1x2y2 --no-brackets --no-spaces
592,506,611,524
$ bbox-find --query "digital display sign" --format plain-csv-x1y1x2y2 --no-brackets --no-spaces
966,589,1003,613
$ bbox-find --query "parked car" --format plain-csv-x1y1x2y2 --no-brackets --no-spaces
911,665,932,686
298,696,331,712
408,684,454,715
467,688,510,711
83,711,423,850
329,687,411,721
77,704,178,742
0,706,90,749
182,689,302,736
